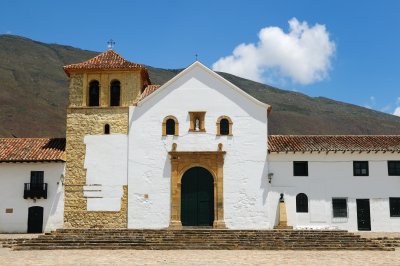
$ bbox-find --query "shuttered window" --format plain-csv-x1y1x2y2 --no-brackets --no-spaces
293,161,308,176
390,198,400,217
296,193,308,213
332,198,347,218
353,161,369,176
30,171,44,184
388,161,400,176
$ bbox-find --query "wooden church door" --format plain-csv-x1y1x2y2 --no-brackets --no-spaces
181,167,214,226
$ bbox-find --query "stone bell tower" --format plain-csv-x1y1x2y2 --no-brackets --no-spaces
62,48,150,228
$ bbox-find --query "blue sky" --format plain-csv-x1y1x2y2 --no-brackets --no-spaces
1,0,400,116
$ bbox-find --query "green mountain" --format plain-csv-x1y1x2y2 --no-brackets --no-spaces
0,34,399,137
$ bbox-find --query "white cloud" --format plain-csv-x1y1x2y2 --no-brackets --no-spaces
212,18,336,85
381,104,392,112
364,96,376,109
394,107,400,116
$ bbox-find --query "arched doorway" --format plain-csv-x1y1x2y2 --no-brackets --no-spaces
27,206,43,233
181,167,214,226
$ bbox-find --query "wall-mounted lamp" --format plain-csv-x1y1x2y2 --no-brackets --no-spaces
268,173,274,184
59,174,65,186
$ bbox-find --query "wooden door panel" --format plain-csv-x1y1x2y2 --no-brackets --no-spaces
181,167,214,226
357,199,371,231
27,206,43,233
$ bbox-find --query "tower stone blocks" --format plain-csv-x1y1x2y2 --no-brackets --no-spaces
63,50,149,228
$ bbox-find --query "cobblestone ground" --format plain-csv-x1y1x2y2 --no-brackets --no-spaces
0,249,400,266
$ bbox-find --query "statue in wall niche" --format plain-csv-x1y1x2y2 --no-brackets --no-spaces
195,117,200,131
218,143,223,151
279,193,284,202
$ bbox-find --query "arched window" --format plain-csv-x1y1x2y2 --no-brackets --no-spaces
216,116,233,136
166,119,175,135
88,80,100,106
162,116,179,136
220,119,229,135
110,80,121,106
104,124,110,135
296,193,308,213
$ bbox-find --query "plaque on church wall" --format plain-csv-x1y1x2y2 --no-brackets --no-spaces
5,208,13,214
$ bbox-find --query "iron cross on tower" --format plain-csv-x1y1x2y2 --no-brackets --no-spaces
107,39,115,50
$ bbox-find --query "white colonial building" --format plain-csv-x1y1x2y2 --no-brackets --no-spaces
0,138,65,233
268,135,400,232
0,50,399,233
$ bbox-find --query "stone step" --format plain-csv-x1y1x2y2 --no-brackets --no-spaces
12,244,389,250
370,238,400,247
10,229,391,251
49,235,360,239
17,240,377,245
46,234,361,239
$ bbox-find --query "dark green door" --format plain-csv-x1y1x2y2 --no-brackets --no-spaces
27,206,43,233
357,199,371,231
181,167,214,226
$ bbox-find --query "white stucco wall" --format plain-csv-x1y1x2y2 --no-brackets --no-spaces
268,152,400,231
0,162,64,233
128,63,269,229
83,134,127,211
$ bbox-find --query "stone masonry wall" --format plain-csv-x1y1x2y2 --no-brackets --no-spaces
68,73,84,107
64,107,129,228
68,71,142,107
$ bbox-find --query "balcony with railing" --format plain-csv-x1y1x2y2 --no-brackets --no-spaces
24,183,48,199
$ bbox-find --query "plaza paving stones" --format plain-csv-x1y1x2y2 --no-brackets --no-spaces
0,249,400,265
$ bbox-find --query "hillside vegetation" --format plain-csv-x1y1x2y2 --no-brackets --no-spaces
0,34,399,137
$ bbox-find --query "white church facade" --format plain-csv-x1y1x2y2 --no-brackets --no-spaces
0,50,399,233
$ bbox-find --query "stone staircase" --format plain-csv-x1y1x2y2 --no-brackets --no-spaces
371,237,400,248
10,229,393,251
0,238,29,248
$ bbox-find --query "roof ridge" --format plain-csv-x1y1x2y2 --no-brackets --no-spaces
0,138,66,162
0,137,65,140
63,50,144,76
268,135,400,152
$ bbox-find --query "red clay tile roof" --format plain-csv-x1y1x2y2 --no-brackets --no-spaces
268,135,400,152
63,50,144,76
0,138,66,162
139,84,161,101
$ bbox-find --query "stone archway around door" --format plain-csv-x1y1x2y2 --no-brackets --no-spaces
169,150,226,229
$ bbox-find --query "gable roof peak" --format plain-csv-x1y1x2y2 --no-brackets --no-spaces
137,60,270,109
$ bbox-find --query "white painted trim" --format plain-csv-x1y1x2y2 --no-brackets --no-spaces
137,61,270,109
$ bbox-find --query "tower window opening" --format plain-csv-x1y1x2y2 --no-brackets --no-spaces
104,124,110,134
88,80,100,107
110,80,121,106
